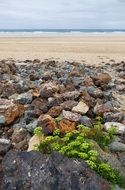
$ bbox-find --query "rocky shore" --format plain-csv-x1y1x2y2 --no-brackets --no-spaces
0,58,125,189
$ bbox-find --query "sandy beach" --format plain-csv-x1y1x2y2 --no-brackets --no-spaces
0,35,125,65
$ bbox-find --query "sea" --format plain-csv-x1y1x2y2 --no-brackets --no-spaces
0,29,125,37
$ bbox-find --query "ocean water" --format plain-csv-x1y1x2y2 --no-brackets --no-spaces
0,29,125,36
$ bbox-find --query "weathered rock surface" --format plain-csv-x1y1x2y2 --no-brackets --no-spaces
15,92,33,104
0,151,111,190
109,142,125,152
62,110,81,122
0,138,11,155
0,99,24,125
58,119,76,133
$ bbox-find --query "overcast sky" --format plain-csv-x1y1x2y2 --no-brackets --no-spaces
0,0,125,29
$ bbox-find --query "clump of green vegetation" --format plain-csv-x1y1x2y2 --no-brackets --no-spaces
34,126,125,187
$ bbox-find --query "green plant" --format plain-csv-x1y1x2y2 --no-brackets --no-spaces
55,116,63,122
34,128,125,187
34,127,43,137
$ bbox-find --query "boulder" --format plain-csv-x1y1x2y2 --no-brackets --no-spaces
0,99,24,125
0,151,111,190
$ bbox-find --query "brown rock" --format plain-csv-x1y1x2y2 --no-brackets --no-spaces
38,114,57,135
97,73,112,85
62,90,80,100
81,91,95,108
47,106,62,118
31,98,48,115
58,119,76,133
83,76,94,86
0,60,17,75
33,59,40,64
0,99,24,125
94,102,113,116
40,82,59,98
1,83,16,98
12,128,27,144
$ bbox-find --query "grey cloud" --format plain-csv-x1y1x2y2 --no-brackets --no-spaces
0,0,125,29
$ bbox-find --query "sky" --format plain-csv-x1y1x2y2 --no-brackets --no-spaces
0,0,125,29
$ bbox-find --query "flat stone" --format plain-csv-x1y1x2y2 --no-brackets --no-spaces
72,101,89,114
62,110,81,122
27,135,41,151
62,90,80,100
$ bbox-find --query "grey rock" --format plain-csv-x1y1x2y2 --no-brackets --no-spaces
25,120,38,132
16,92,33,104
109,142,125,152
104,112,123,122
0,115,5,125
0,138,11,154
87,86,103,98
62,110,81,122
0,151,111,190
79,116,92,127
62,90,80,100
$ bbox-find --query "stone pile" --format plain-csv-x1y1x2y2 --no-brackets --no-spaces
0,58,125,189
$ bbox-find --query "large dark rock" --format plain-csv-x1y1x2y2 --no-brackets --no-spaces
0,151,111,190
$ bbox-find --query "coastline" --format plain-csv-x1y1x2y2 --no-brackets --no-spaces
0,35,125,65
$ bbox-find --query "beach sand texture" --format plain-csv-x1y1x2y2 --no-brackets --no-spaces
0,35,125,64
